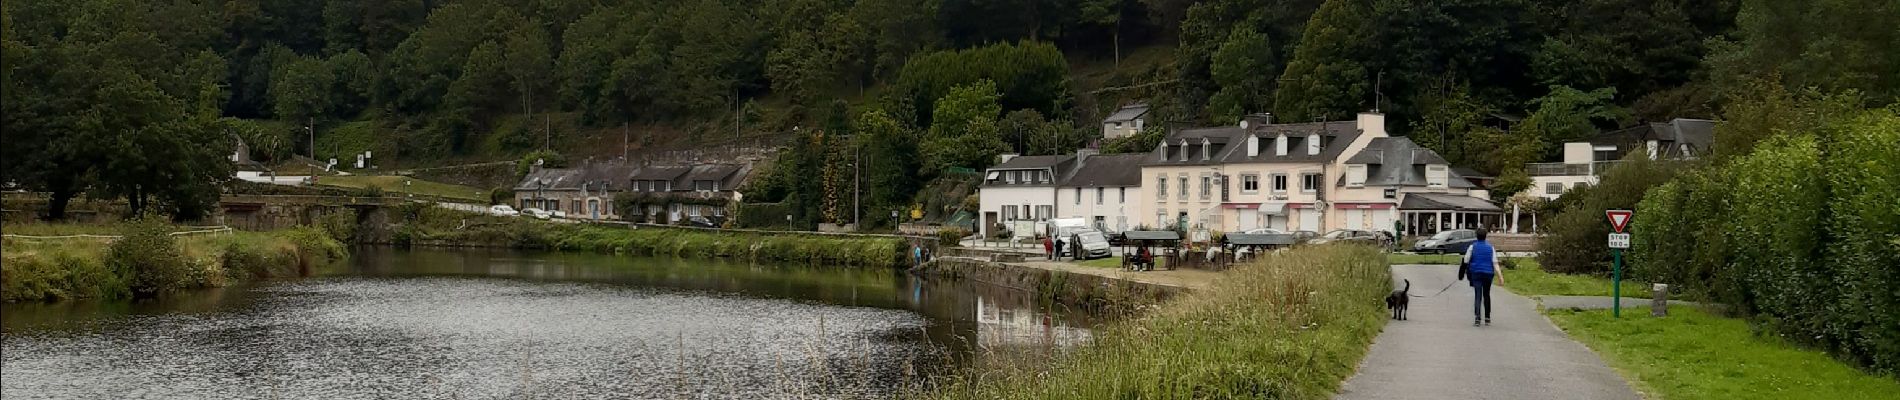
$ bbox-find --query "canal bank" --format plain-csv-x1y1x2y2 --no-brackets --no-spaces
1,222,348,302
1,246,1100,399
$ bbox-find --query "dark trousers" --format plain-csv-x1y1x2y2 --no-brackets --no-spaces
1470,272,1495,320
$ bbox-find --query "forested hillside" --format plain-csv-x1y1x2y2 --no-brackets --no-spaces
3,0,1895,220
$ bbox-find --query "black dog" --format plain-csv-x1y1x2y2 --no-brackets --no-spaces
1385,279,1411,320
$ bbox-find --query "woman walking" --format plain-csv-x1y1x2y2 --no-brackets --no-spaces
1462,230,1504,326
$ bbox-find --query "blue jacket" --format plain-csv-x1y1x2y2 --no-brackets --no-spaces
1466,241,1497,274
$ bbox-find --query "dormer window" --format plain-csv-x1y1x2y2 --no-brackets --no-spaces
1179,139,1191,161
1426,165,1448,188
1200,138,1211,160
1347,165,1367,187
1275,135,1288,156
1246,135,1259,157
1307,134,1321,155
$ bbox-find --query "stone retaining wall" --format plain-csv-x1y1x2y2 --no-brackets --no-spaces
915,257,1180,312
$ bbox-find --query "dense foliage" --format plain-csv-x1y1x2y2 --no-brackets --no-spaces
1631,106,1900,374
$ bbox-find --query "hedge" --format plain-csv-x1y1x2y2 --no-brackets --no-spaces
1630,107,1900,374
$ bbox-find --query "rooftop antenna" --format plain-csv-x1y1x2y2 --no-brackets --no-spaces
1373,71,1384,114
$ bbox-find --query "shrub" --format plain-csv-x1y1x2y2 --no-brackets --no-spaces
1537,156,1683,274
935,228,969,247
105,220,193,298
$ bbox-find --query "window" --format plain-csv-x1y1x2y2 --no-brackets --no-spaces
1007,171,1018,184
1002,205,1018,220
1426,165,1449,188
1156,211,1167,227
1347,165,1367,187
1178,176,1188,198
1271,174,1288,193
1074,187,1082,205
1096,187,1104,205
1119,187,1126,203
1200,175,1212,199
1547,182,1565,195
1241,174,1260,193
1302,173,1321,192
1034,205,1052,220
1157,175,1168,199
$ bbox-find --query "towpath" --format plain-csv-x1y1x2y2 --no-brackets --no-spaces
1334,264,1641,400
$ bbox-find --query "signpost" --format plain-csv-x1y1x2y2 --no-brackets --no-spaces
1606,210,1633,317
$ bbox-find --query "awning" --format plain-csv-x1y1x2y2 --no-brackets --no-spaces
1399,193,1503,212
1260,201,1288,216
1122,230,1181,241
1332,202,1395,210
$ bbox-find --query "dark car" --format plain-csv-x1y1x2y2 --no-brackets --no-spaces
1413,229,1478,254
687,216,719,228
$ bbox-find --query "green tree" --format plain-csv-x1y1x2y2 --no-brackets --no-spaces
269,55,333,121
920,81,1008,173
325,49,373,118
1206,26,1275,121
1273,0,1373,122
1516,85,1628,161
1706,0,1900,105
853,109,923,228
501,23,553,118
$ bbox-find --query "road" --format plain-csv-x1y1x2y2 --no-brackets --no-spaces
1334,264,1640,400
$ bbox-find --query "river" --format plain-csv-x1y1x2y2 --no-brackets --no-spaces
0,247,1099,399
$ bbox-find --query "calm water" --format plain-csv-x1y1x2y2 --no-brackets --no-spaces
0,247,1098,399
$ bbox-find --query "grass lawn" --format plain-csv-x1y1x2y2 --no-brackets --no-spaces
315,175,487,202
1502,258,1659,298
1549,306,1900,400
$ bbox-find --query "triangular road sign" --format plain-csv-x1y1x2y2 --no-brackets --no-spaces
1606,210,1633,233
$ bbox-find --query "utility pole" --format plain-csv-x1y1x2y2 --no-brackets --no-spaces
622,122,630,161
854,144,861,227
306,118,315,160
543,114,551,150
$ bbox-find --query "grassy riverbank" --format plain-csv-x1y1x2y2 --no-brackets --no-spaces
1,222,346,302
1550,306,1900,400
924,245,1390,399
553,225,907,267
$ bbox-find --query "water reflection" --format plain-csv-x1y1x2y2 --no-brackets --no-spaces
2,246,1100,398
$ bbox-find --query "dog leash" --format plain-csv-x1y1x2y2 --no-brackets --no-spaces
1413,280,1462,298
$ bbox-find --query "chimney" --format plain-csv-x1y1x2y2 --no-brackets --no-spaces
1075,148,1097,165
1357,112,1388,138
998,153,1019,164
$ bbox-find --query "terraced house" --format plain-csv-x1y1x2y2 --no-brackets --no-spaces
514,161,635,220
623,163,752,224
1135,112,1497,236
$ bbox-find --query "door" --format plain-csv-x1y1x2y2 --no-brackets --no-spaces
1237,209,1258,231
1346,209,1364,230
1299,209,1320,232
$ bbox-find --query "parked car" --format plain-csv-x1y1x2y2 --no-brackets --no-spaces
489,205,520,217
1066,230,1114,260
1242,228,1285,235
1413,229,1479,254
1308,229,1383,245
1290,230,1321,242
522,208,554,220
687,216,719,228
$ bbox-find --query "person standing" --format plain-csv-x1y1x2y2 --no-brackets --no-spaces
1461,230,1504,326
1043,235,1054,260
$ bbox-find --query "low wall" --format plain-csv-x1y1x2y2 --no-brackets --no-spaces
1489,234,1540,252
915,257,1181,312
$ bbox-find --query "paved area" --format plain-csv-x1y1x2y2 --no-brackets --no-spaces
1335,264,1639,400
1538,295,1696,310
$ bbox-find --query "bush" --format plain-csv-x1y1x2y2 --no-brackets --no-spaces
1630,107,1900,374
104,220,193,297
935,228,969,247
1537,156,1683,274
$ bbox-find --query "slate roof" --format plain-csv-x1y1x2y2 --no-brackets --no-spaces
1060,154,1147,187
1103,103,1150,123
1344,137,1475,188
991,155,1073,170
683,164,741,182
515,167,581,191
1399,193,1502,212
631,166,691,181
1141,126,1247,166
1585,118,1718,159
1223,121,1363,164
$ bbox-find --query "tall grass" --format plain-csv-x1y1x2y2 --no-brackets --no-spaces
921,245,1391,399
552,226,906,268
1,223,347,302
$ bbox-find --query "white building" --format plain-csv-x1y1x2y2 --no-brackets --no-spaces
977,154,1076,239
1053,150,1145,234
1527,118,1716,200
1100,102,1150,139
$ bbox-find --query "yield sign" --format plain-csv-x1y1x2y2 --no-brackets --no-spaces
1605,210,1633,233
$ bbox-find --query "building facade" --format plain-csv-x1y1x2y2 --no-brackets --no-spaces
977,154,1076,239
1100,102,1150,139
1052,151,1145,234
514,161,636,220
1527,118,1715,200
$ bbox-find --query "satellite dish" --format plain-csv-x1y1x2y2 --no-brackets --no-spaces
535,158,545,166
